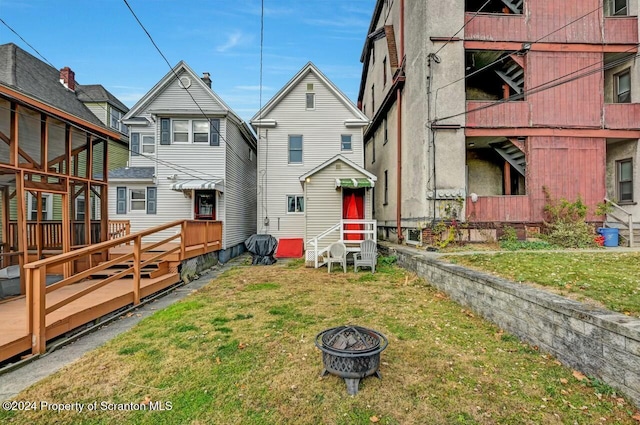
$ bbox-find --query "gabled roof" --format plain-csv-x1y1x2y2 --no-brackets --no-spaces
76,84,129,113
123,61,234,121
299,154,377,182
0,43,119,136
251,62,368,125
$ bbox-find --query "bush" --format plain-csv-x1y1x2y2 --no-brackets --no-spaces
540,187,599,248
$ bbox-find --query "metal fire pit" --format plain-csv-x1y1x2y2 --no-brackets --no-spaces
315,325,388,395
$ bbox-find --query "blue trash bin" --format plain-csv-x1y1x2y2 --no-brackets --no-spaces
598,227,619,247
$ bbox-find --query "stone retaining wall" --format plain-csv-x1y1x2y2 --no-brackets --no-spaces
381,243,640,407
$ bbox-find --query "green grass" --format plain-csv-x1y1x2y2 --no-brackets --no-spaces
443,252,640,317
1,260,637,424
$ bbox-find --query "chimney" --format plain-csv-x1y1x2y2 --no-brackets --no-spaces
60,67,76,91
201,72,212,88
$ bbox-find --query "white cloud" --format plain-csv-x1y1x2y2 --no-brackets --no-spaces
217,31,251,53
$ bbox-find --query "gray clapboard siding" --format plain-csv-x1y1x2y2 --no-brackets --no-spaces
150,70,226,112
223,122,257,248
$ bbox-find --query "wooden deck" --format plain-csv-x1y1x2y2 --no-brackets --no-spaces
0,220,222,364
0,271,179,361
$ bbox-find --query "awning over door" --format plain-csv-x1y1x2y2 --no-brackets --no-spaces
335,178,375,188
170,179,224,192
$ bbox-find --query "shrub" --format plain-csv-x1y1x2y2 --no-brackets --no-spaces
540,187,599,249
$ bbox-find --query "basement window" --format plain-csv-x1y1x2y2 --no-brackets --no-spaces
465,0,523,14
466,50,525,101
406,229,421,245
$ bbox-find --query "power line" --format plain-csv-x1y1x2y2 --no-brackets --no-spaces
122,0,254,168
433,4,605,101
0,18,55,68
434,47,639,123
433,0,491,56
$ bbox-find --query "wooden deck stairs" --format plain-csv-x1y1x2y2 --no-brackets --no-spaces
89,260,171,280
0,219,223,365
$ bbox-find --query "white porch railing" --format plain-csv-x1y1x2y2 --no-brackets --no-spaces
306,220,377,268
603,198,634,246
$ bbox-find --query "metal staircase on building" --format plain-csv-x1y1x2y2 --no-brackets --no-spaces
490,139,526,177
500,0,523,14
495,58,525,96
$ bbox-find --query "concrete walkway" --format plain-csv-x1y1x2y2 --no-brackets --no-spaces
0,255,248,402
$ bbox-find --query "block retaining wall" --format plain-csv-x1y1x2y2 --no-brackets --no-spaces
381,243,640,407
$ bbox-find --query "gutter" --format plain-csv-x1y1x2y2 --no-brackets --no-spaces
396,0,405,242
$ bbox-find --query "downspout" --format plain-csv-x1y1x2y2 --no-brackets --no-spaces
396,0,405,242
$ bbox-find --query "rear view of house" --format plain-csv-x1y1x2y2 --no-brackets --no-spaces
251,62,374,266
113,62,257,261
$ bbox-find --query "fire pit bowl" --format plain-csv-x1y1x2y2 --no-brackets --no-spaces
315,325,388,395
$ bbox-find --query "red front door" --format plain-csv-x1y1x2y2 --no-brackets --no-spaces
343,189,364,240
194,191,216,220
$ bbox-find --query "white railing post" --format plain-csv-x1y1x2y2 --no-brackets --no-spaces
629,215,634,247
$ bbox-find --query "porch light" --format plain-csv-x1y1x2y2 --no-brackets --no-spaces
306,177,311,183
470,193,478,203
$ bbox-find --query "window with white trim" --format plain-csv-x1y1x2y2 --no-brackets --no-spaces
615,69,631,103
27,193,53,221
341,134,352,151
171,119,215,144
617,158,633,203
142,135,155,154
287,195,304,213
306,93,315,110
130,189,146,211
289,135,303,163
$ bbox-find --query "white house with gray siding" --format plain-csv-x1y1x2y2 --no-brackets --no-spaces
251,62,375,265
111,61,256,261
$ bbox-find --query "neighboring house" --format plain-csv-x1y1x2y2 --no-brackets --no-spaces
76,83,131,172
359,0,640,245
0,43,124,288
114,61,257,261
251,62,373,265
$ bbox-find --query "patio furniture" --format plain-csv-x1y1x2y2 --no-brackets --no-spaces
354,239,377,273
327,242,347,273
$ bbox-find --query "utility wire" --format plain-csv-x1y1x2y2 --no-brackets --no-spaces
433,4,605,105
433,0,491,56
122,0,254,167
0,18,55,68
434,46,639,123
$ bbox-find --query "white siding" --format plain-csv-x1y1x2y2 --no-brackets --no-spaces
108,181,189,242
305,160,373,244
128,120,156,168
224,123,257,248
150,70,227,112
256,72,366,241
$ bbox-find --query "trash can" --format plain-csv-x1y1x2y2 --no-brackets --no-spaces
597,228,619,247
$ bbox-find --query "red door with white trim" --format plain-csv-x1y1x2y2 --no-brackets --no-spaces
194,191,216,220
343,189,364,240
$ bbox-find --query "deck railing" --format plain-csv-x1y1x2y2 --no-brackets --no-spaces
306,220,377,268
23,219,221,355
8,220,131,252
603,198,634,246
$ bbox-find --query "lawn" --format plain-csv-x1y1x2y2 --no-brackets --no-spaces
441,252,640,318
1,258,638,424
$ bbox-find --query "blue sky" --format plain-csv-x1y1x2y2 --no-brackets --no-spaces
1,0,375,121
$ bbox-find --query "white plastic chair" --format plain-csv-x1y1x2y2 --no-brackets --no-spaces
354,239,377,273
326,242,347,273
